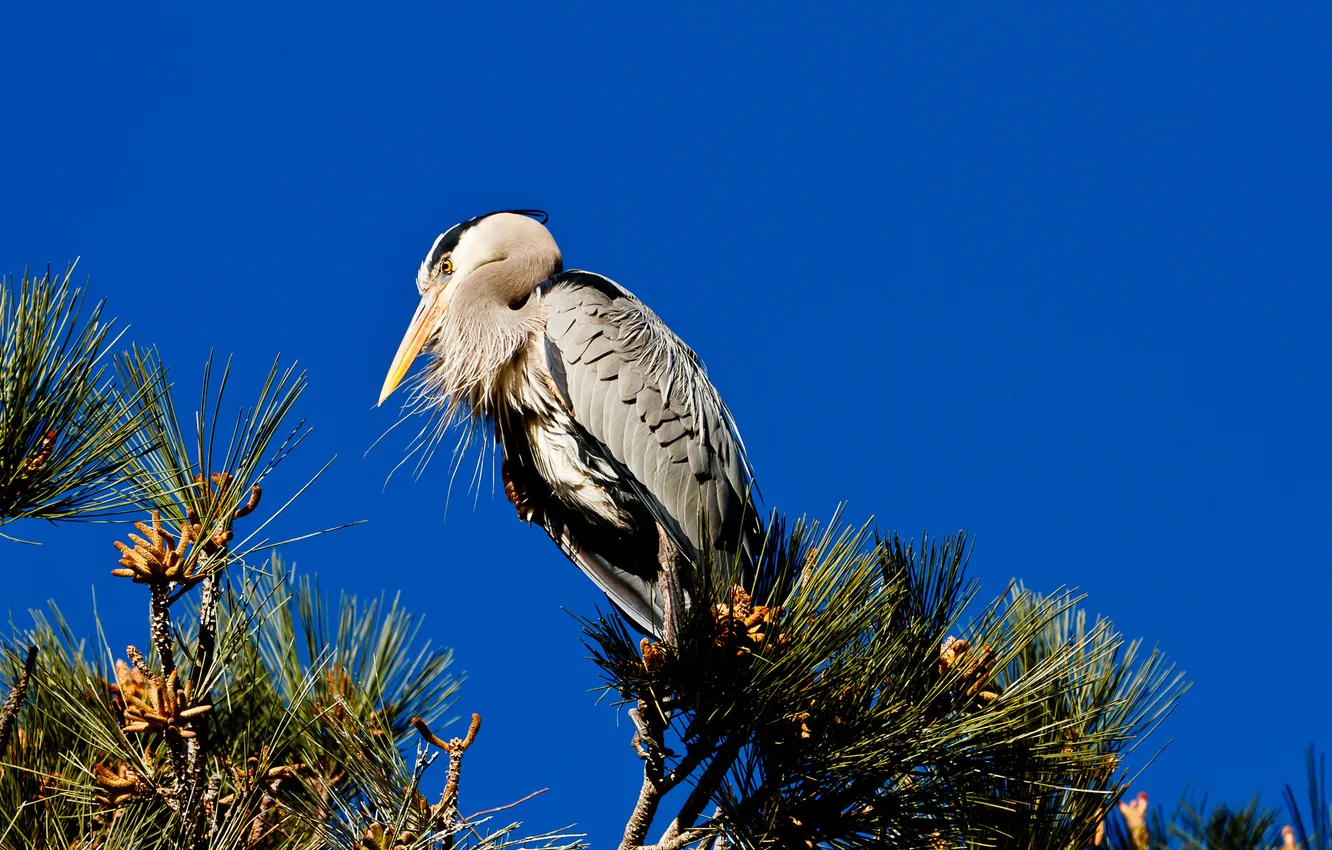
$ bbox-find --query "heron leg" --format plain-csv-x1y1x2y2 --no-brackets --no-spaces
657,523,687,645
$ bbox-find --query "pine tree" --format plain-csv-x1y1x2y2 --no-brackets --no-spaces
3,262,1309,850
584,526,1184,849
0,268,577,849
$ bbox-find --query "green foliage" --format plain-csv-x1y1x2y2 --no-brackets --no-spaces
0,561,576,850
967,581,1185,849
0,337,576,849
584,519,1187,849
0,604,136,847
113,345,310,542
0,265,150,535
6,253,1308,850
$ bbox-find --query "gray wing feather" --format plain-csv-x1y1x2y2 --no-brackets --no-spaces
686,425,711,479
549,310,578,338
573,361,597,425
642,392,666,429
595,377,623,458
596,354,620,381
618,368,645,401
540,274,760,560
655,417,688,448
582,334,618,364
627,420,654,490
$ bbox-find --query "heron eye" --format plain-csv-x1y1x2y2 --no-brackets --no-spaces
441,258,454,275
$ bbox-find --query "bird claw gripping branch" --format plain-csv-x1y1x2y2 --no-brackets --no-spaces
632,586,784,682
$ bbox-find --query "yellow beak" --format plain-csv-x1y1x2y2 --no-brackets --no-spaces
378,288,449,406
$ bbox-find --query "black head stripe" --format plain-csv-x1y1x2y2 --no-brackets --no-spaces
429,219,473,262
431,210,550,263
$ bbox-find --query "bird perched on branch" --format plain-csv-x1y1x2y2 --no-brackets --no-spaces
379,210,761,638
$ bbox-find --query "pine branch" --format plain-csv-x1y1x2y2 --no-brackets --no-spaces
0,265,153,529
658,737,740,846
0,340,572,848
2,555,568,850
587,517,1189,849
0,645,36,757
620,701,670,850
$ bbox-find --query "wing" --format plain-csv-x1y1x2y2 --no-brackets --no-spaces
537,271,762,568
497,410,666,635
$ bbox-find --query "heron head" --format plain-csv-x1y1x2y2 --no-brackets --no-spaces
378,210,560,406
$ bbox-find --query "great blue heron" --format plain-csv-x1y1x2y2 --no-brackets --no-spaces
379,210,761,639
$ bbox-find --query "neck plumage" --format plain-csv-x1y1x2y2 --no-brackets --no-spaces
426,248,560,419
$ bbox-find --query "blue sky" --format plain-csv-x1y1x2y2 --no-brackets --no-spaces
3,1,1329,842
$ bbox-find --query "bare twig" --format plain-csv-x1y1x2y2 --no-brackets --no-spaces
0,646,37,757
164,727,190,801
463,787,549,821
412,712,482,832
140,586,189,805
412,713,481,753
194,571,219,699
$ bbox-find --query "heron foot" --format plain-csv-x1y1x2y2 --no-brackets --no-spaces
628,704,675,761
